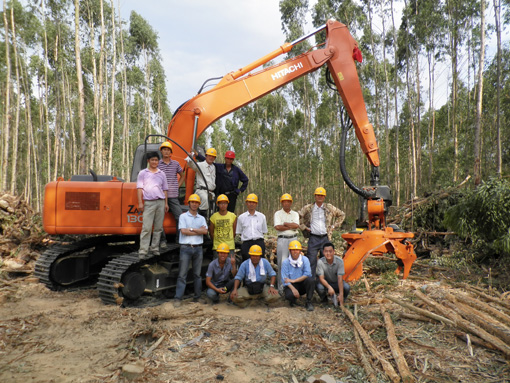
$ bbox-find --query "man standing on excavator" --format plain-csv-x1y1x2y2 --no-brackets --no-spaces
196,150,249,213
299,187,345,279
186,148,216,217
158,141,185,246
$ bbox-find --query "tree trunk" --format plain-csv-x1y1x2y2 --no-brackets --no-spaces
75,0,87,174
493,0,502,177
2,0,11,191
474,0,485,185
391,0,400,206
107,0,117,175
9,7,20,195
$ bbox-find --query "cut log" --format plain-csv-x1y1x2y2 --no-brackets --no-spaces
414,290,510,358
398,312,436,323
385,295,454,326
381,305,415,383
451,291,510,326
460,283,510,311
442,299,510,345
342,306,401,383
353,326,377,383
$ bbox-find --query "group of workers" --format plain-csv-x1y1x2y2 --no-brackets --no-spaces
136,143,350,311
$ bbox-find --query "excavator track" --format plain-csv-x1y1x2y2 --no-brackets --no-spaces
34,235,138,291
97,243,213,307
97,243,182,306
97,253,143,306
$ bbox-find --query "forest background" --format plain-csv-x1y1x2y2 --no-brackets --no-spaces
0,0,509,228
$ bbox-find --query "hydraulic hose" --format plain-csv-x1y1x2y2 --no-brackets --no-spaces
339,115,376,200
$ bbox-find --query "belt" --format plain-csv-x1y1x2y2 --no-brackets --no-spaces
278,234,297,239
180,244,203,248
245,238,264,242
310,233,328,238
197,187,209,190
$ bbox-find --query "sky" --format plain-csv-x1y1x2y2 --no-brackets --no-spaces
117,0,295,111
116,0,505,116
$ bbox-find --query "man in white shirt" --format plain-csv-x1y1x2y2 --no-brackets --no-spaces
236,193,267,261
274,193,299,294
186,147,216,217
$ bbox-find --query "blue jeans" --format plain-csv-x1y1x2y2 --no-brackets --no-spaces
175,245,203,300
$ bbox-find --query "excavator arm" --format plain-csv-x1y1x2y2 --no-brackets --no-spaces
167,19,380,199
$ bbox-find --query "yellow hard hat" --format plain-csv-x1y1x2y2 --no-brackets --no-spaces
205,148,217,157
216,243,230,253
159,141,173,152
188,194,201,203
248,245,263,256
288,240,302,251
280,193,293,203
216,194,230,204
314,187,326,196
245,193,258,203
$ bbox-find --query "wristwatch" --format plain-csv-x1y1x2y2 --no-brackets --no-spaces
270,284,275,288
190,228,194,232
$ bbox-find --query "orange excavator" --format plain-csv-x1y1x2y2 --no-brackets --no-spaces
35,19,416,305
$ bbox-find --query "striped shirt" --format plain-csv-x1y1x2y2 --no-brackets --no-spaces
158,159,183,198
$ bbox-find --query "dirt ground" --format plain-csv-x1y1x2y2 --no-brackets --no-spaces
1,263,509,383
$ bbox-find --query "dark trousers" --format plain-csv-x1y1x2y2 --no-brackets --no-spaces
317,280,351,300
165,197,182,242
241,238,265,261
284,277,315,304
306,234,329,279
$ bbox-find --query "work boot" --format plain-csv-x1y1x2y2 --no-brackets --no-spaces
173,299,182,308
306,302,314,312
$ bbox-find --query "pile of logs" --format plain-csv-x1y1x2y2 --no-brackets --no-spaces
343,282,510,382
0,193,47,272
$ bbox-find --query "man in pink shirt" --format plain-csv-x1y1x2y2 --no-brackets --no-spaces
137,152,169,259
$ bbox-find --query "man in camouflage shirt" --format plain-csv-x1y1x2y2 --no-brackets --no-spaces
299,187,345,279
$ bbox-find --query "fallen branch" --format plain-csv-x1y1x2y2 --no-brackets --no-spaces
353,326,377,383
414,290,510,358
141,335,165,358
450,291,510,326
381,305,415,383
442,298,510,345
460,283,510,312
397,312,436,323
342,306,401,383
385,295,454,326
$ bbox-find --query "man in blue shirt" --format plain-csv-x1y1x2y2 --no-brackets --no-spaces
230,245,279,307
281,240,315,311
205,243,237,303
174,194,208,307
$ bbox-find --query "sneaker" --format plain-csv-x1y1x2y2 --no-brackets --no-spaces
173,299,182,308
192,297,207,304
152,251,160,256
306,302,314,312
138,251,148,260
160,241,168,249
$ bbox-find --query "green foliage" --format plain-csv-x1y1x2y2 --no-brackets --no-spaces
444,178,510,258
